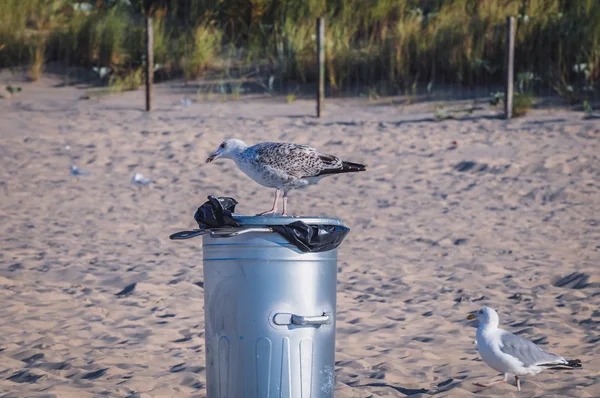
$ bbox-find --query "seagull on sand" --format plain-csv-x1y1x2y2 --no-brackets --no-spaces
131,172,152,187
205,139,366,216
467,307,582,391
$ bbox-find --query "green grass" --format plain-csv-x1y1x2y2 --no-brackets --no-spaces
28,37,46,81
109,68,144,92
0,0,598,101
583,100,593,115
183,23,223,81
513,92,535,117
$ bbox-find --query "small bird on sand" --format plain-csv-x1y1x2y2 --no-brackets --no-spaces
131,172,152,187
70,164,90,177
467,307,582,391
206,139,366,216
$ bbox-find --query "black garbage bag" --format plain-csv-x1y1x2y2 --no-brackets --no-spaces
194,195,240,229
272,221,349,253
170,195,349,252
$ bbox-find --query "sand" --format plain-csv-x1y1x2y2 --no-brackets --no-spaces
0,74,599,397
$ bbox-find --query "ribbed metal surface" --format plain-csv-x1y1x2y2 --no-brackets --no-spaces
203,219,339,398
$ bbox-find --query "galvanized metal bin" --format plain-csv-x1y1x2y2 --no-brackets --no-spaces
202,215,343,398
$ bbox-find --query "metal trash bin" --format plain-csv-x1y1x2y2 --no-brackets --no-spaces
203,215,343,398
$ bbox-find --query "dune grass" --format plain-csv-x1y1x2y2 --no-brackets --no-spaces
513,91,535,117
28,37,46,81
0,0,598,102
182,23,223,81
109,68,144,92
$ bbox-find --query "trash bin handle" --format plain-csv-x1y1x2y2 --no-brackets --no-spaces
209,227,273,238
273,312,331,326
292,314,331,326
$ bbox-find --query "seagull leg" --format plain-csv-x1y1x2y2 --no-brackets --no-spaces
281,191,289,216
515,376,521,391
257,189,280,216
473,374,508,389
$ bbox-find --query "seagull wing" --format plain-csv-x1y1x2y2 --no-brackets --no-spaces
251,142,364,179
251,142,337,178
499,330,567,368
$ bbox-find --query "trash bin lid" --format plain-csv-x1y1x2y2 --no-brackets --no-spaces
232,214,345,227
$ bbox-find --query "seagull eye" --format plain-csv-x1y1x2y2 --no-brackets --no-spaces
220,143,225,149
479,310,484,314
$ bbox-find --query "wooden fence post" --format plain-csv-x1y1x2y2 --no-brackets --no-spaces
316,18,325,118
145,15,154,112
504,16,515,119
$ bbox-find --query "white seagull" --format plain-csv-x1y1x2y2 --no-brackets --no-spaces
467,307,582,391
205,139,366,216
131,172,152,186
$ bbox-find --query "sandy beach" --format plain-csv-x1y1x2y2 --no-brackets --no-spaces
0,74,599,397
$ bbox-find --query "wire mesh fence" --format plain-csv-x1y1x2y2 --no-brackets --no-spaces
1,0,598,111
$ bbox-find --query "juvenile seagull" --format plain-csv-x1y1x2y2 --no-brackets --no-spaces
467,307,582,391
206,139,366,216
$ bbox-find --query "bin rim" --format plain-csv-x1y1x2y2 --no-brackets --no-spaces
232,214,345,227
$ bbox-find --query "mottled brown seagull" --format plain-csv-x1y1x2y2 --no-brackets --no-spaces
206,139,366,216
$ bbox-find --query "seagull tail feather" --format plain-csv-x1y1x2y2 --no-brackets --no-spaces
540,359,582,370
312,160,366,177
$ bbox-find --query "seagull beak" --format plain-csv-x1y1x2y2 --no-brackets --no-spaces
206,146,226,163
467,313,476,321
205,152,219,163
